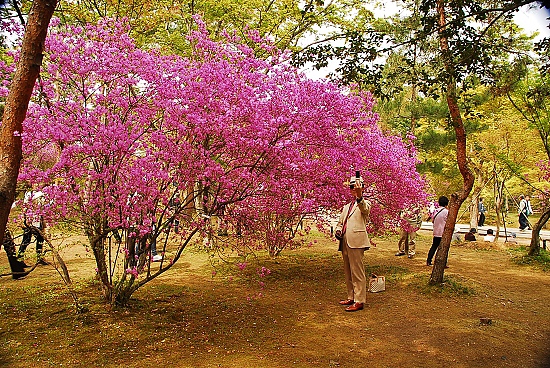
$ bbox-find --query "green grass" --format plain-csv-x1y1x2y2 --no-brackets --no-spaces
510,246,550,271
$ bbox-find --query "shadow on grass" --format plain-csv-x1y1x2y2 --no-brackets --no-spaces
210,253,412,289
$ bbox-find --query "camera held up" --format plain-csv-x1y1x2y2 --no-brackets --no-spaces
349,170,364,189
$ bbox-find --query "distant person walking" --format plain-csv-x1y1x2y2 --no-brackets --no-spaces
518,195,533,231
426,196,449,266
477,197,486,227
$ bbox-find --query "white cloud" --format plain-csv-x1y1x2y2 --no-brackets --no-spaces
514,4,550,41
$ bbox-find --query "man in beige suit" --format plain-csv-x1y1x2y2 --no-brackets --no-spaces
334,174,371,312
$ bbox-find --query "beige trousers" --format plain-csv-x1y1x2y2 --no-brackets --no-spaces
341,238,366,304
398,229,416,256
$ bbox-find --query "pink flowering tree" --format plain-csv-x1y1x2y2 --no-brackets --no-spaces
12,17,426,305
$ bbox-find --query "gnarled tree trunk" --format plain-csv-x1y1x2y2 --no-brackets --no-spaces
0,0,58,248
429,0,475,285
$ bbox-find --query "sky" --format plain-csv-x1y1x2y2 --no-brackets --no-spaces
514,4,550,40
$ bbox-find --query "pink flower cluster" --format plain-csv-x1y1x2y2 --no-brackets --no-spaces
257,266,271,278
9,17,426,257
125,267,139,278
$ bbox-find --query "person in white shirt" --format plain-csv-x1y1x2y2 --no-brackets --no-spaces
483,229,495,242
518,195,533,231
426,196,449,266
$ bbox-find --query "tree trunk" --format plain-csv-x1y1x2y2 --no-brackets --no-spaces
430,0,475,285
0,0,58,246
528,207,550,256
89,232,114,303
469,199,478,231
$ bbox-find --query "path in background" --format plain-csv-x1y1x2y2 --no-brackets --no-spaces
420,221,550,244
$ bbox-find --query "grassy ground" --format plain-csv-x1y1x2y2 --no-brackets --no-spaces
1,230,550,368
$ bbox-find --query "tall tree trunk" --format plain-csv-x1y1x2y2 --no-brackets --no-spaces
410,84,418,135
0,0,58,246
430,0,475,285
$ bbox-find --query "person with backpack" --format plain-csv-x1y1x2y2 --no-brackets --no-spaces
518,195,533,231
395,206,422,259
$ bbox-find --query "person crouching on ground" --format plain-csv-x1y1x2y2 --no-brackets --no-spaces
465,228,476,241
483,229,495,242
334,173,371,312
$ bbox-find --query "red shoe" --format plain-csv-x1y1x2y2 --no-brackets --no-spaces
345,302,364,312
339,299,354,305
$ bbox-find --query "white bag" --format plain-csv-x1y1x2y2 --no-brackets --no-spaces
368,274,385,293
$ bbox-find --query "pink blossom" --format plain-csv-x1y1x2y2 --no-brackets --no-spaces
257,267,271,278
125,267,139,278
2,17,427,300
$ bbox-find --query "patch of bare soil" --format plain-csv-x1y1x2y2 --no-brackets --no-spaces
0,229,549,368
454,240,506,251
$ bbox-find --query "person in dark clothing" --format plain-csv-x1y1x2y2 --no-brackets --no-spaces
3,229,29,279
464,228,476,241
17,190,47,265
477,198,486,227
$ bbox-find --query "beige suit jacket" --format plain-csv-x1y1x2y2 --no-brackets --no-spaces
335,198,371,249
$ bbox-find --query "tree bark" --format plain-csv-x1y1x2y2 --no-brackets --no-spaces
528,206,550,256
0,0,57,246
430,0,475,285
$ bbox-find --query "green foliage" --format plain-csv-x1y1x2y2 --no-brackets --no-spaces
58,0,363,57
506,69,550,159
510,246,550,271
535,36,550,75
293,0,545,200
375,88,449,134
417,126,454,151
